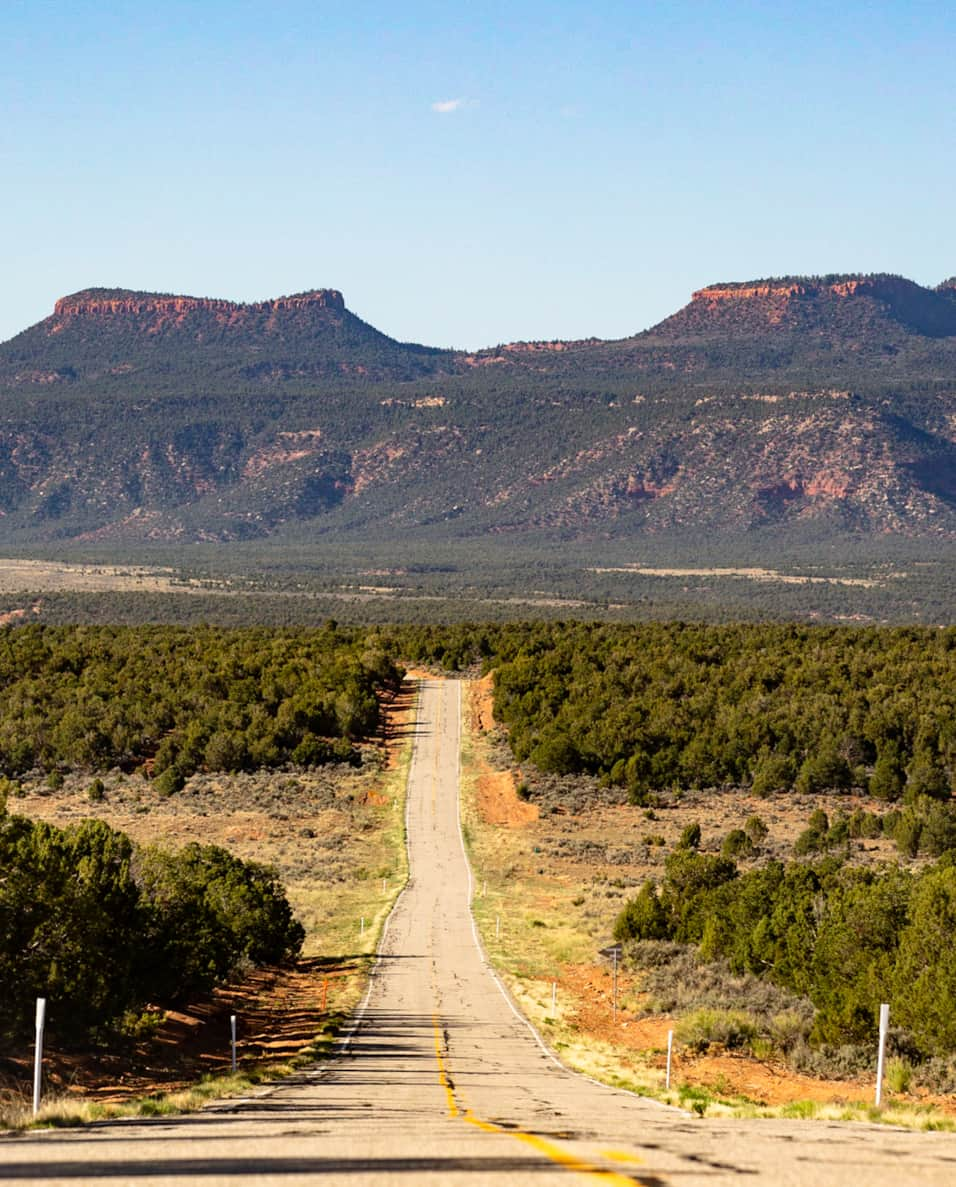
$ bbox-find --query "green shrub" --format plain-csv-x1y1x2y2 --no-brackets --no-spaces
794,826,825,856
750,749,796,797
904,751,950,802
678,821,702,850
153,766,186,797
0,776,22,805
848,808,883,839
921,803,956,857
529,732,581,775
795,745,852,794
614,882,671,942
676,1008,759,1052
721,829,754,860
885,1057,913,1094
0,815,303,1047
826,814,850,849
891,808,924,858
744,815,768,845
770,1010,810,1053
870,751,904,801
781,1099,818,1119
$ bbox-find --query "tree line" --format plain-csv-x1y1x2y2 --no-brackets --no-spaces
0,623,403,789
471,622,956,801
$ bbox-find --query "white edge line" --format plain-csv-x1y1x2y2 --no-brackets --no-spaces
309,677,420,1071
453,678,685,1113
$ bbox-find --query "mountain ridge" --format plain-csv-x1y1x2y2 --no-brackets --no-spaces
0,272,954,548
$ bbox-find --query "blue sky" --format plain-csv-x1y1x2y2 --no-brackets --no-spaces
3,1,954,348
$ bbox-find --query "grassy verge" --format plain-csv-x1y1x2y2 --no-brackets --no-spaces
294,711,415,1022
1,1028,339,1131
459,687,955,1132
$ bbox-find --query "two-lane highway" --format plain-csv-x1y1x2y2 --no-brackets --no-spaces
4,679,956,1184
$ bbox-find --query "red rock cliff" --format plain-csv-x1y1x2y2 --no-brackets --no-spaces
51,289,346,330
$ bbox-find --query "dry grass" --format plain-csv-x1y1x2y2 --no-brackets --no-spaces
0,558,234,595
0,1059,315,1131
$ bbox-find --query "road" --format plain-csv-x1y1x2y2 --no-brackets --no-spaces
4,678,956,1184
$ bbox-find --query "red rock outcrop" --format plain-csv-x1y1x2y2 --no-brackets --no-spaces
49,289,346,335
653,274,956,339
691,277,918,305
693,283,807,304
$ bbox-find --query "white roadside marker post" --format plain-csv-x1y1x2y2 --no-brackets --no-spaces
230,1015,237,1073
875,1002,890,1106
551,981,557,1014
612,948,619,1022
666,1029,674,1090
33,998,46,1117
360,916,365,937
495,915,500,940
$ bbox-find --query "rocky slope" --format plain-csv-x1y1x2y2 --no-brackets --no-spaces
0,276,953,546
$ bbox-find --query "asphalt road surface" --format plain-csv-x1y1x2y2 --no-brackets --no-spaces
4,678,956,1185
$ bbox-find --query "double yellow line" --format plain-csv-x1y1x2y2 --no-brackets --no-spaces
430,1013,652,1186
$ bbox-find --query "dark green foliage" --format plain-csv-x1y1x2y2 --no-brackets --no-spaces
0,809,302,1049
904,750,951,802
613,881,669,942
825,813,850,849
884,798,956,859
893,867,956,1054
794,745,852,794
891,807,924,858
616,848,956,1057
484,621,956,798
721,829,754,860
744,815,768,845
678,821,702,850
0,816,142,1041
750,748,797,796
135,843,304,1003
660,850,738,941
920,802,956,857
794,810,838,856
0,624,402,781
154,767,186,797
870,749,905,801
847,808,883,839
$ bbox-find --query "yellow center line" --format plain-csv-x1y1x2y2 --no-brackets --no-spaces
600,1148,649,1166
431,1012,459,1118
431,1014,652,1186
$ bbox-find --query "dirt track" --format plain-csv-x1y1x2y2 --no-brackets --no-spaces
4,678,956,1184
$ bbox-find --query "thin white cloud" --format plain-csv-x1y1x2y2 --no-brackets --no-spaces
431,98,464,114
